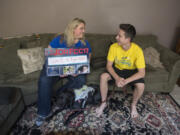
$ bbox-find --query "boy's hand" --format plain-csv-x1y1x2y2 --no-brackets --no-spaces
116,77,125,87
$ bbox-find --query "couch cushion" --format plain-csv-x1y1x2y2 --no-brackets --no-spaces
86,34,115,59
20,33,56,49
87,64,169,87
87,37,110,58
133,35,158,49
0,87,19,105
145,65,169,83
91,56,106,69
39,33,56,48
0,38,23,83
4,70,40,84
20,40,41,49
87,67,106,85
0,87,22,126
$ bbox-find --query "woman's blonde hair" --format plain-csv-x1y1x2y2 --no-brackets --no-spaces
64,18,86,47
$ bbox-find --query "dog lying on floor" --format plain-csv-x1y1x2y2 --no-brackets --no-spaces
56,84,101,109
56,89,75,110
46,84,101,124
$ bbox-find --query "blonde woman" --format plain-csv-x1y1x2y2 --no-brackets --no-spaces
36,18,91,126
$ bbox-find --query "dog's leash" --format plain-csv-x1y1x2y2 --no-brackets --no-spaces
64,108,89,126
64,110,83,126
45,107,64,121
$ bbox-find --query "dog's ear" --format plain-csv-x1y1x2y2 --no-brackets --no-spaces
88,84,102,104
86,91,94,104
86,86,101,105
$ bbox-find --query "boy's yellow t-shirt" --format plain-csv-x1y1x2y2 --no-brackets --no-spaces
107,42,145,70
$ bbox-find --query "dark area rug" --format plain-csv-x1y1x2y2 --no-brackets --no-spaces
11,92,180,135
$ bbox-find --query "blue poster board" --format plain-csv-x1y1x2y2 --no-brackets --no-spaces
45,48,90,76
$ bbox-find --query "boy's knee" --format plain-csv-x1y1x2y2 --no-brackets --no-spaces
100,73,111,81
135,83,145,91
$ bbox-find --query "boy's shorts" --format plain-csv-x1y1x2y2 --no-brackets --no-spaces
108,67,145,87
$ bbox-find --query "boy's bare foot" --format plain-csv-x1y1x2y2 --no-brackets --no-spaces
95,102,107,117
131,105,139,118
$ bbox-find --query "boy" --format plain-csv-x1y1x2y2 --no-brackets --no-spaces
96,24,145,118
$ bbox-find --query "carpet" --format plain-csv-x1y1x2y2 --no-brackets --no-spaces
11,92,180,135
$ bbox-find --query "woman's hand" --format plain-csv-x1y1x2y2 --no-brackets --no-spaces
59,74,68,78
71,74,78,77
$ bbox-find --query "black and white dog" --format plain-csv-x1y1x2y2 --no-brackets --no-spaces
46,84,101,125
56,84,101,109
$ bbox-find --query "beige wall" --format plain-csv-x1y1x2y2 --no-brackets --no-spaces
0,0,180,49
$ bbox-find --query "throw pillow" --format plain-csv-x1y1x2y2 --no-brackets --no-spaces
144,47,164,68
17,47,45,74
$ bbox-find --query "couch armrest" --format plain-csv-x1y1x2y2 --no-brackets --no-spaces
156,44,180,89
